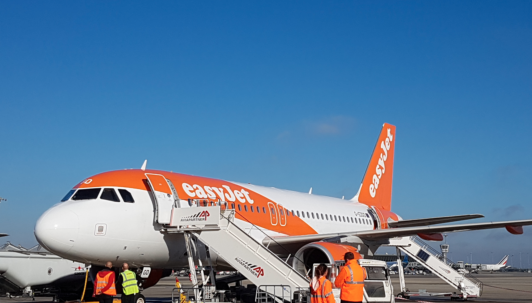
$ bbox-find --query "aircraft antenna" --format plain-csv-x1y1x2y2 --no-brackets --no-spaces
141,160,147,171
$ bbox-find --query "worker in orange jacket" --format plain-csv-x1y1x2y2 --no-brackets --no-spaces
334,252,367,303
93,261,117,303
310,264,335,303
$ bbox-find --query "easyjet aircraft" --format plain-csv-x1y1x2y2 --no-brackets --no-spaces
34,123,532,283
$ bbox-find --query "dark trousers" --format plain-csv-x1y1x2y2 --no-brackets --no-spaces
121,294,136,303
341,300,362,303
97,294,114,303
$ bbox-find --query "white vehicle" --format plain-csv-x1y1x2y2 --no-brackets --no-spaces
481,255,509,272
34,123,532,298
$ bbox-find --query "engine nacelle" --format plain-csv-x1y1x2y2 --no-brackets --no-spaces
292,242,362,277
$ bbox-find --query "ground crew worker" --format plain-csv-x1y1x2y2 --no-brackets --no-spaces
334,252,367,303
310,264,335,303
118,262,139,303
175,277,188,303
93,261,116,303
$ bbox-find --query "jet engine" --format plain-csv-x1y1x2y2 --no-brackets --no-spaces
292,242,362,277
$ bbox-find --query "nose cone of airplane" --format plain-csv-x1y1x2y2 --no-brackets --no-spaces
35,206,79,255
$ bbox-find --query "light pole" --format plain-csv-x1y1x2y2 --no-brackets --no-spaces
491,251,493,264
520,252,522,269
471,252,473,265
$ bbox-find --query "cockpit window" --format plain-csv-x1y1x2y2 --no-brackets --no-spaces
61,190,76,202
118,189,135,203
72,188,101,200
101,188,120,202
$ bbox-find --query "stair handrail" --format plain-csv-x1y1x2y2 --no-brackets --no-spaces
201,210,310,284
218,207,309,273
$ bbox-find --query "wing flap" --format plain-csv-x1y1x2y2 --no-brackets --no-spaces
388,214,484,228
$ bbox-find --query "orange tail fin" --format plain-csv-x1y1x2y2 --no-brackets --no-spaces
353,123,396,211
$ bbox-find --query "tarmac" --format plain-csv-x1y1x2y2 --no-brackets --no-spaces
1,272,531,303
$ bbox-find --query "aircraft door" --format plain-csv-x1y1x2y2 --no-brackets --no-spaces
267,202,278,226
277,204,287,226
145,173,176,224
367,207,382,230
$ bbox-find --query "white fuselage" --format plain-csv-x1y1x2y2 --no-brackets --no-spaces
0,251,86,288
35,183,377,269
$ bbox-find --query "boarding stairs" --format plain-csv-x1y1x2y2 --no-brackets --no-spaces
164,205,309,300
388,236,483,299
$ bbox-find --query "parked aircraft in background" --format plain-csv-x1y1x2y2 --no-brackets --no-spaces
34,123,532,287
481,255,509,272
0,242,86,300
0,234,7,238
387,255,409,272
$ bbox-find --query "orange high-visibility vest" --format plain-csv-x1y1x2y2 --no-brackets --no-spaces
95,271,116,296
334,260,366,302
310,276,335,303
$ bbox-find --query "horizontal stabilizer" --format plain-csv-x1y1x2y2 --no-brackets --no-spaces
388,214,484,228
0,234,7,238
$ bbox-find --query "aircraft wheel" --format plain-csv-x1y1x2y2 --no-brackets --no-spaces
134,293,146,303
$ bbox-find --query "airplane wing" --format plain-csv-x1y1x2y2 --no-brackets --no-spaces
263,219,532,253
388,214,484,228
7,250,49,256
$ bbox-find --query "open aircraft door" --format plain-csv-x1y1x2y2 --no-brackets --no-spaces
145,173,178,224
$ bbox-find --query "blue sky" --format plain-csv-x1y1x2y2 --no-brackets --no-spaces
1,1,531,265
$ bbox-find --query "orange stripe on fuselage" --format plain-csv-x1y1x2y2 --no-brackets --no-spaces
75,169,317,236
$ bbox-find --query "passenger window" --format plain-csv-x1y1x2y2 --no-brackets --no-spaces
334,215,337,221
297,211,300,217
280,209,284,215
244,205,248,212
311,213,315,219
118,189,135,203
343,216,346,222
238,204,242,211
292,210,296,216
302,212,305,218
307,212,310,218
321,214,324,220
101,188,120,202
72,188,101,200
61,190,76,202
256,206,260,213
231,203,235,209
262,207,266,213
250,205,254,212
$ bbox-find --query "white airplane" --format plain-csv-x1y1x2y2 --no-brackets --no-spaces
481,255,509,272
34,123,532,287
0,243,87,300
